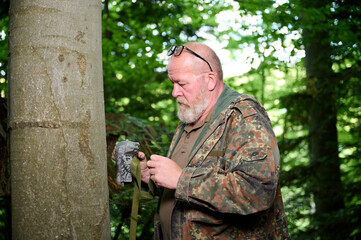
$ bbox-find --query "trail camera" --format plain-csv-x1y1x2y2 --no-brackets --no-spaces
114,139,140,186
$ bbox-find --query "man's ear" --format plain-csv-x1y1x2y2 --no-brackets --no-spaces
206,72,217,91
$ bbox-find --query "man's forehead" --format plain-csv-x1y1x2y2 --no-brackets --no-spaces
168,55,195,74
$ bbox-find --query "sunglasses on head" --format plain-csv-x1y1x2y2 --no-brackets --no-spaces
167,45,213,72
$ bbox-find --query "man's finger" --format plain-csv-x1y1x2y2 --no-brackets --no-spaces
150,154,164,161
147,160,156,168
137,151,147,161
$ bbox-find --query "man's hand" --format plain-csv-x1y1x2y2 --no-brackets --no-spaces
147,154,182,189
138,152,151,184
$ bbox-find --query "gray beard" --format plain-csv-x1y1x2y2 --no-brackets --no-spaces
177,96,208,124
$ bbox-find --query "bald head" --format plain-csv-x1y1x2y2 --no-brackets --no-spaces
167,42,225,124
184,42,223,81
168,42,223,82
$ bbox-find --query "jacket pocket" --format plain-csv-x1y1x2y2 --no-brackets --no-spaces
189,209,223,225
243,149,267,162
231,149,267,173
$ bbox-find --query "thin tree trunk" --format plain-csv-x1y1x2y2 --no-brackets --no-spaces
302,0,344,237
304,19,344,215
8,0,110,239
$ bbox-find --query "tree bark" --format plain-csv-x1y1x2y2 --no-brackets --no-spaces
8,0,110,239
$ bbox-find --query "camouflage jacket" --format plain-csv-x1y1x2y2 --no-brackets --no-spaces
153,85,289,240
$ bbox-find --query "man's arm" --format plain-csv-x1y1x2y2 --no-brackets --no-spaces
174,109,280,215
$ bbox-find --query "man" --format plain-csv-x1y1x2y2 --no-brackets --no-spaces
138,42,289,239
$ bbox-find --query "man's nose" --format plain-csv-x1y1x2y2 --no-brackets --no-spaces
172,84,182,98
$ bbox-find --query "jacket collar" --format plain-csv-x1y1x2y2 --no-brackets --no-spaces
210,84,241,123
168,84,241,159
188,84,240,159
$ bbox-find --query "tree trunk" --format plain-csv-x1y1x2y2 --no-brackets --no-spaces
8,0,110,239
302,0,344,237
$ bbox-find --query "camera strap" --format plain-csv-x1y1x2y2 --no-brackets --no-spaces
129,156,141,240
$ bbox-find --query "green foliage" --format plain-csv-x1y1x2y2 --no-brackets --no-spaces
109,184,158,240
0,0,360,239
220,0,361,239
102,0,230,128
0,12,8,98
106,112,173,239
0,199,5,240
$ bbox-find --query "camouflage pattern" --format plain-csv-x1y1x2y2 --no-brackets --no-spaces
152,85,289,239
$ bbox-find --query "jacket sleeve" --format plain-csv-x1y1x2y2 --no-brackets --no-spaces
174,105,280,215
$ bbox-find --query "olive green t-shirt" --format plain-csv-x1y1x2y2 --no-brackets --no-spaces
159,110,214,240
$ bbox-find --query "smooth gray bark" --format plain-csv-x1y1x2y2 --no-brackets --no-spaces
8,0,110,239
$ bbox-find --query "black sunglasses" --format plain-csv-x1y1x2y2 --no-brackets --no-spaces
167,45,213,72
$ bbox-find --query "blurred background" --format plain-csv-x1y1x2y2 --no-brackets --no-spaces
1,0,360,239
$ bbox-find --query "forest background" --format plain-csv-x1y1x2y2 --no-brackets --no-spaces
0,0,360,239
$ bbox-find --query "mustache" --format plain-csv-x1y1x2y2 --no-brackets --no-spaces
177,98,189,105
